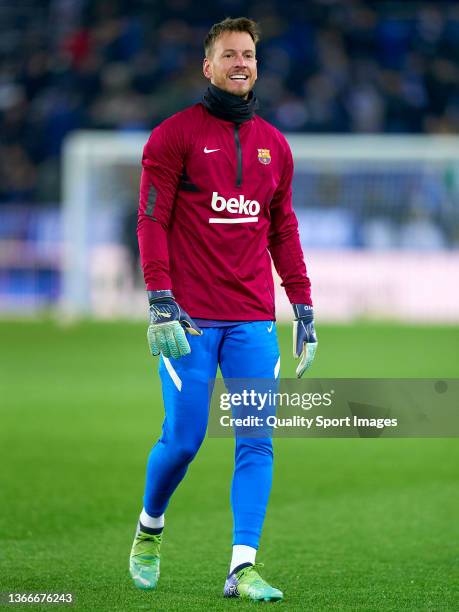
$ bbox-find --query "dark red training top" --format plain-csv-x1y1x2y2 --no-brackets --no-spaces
138,103,312,320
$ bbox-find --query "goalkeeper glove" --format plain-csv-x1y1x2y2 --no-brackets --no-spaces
293,304,318,378
147,290,202,359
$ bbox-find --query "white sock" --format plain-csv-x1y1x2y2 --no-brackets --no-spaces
139,508,164,530
230,545,256,573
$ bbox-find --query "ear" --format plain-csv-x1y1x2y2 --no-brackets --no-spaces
203,57,212,80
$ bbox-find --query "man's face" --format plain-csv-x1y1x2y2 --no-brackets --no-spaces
203,31,257,98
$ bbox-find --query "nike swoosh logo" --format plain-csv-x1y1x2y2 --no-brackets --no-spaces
267,322,274,332
151,306,172,318
204,147,220,153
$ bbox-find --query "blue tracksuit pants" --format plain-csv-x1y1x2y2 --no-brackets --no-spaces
143,321,280,549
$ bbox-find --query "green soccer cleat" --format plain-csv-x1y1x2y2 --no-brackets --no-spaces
223,563,283,602
129,527,162,590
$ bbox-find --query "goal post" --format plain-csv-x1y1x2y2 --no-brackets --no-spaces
61,132,459,322
62,131,143,316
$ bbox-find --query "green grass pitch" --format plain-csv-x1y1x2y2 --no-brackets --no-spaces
0,321,458,611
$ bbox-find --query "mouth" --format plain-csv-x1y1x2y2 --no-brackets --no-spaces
229,74,249,81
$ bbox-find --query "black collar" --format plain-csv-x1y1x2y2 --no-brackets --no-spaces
202,83,258,125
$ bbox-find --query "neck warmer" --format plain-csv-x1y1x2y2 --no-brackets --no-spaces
202,83,258,124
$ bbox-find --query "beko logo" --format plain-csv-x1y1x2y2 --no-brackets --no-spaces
209,192,260,224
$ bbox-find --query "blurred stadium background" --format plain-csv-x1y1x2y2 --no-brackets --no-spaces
0,0,458,319
1,1,458,610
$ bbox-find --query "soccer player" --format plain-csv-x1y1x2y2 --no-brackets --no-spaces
130,17,317,602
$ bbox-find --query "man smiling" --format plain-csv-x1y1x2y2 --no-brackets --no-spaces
203,26,257,98
130,17,317,602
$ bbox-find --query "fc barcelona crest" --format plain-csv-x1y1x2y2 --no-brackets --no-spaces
257,148,271,165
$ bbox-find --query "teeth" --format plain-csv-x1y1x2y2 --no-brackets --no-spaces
230,75,247,80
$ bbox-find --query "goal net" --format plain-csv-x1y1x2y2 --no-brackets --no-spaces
61,132,459,322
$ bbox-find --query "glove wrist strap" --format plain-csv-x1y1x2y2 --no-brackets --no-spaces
148,290,175,305
292,304,314,320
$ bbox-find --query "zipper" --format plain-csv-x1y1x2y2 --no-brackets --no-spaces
234,125,242,187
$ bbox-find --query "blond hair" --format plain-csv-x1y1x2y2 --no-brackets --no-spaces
204,17,260,58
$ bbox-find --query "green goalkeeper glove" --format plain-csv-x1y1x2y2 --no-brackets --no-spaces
147,290,202,359
293,304,318,378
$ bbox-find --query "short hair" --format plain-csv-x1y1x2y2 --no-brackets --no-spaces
204,17,260,58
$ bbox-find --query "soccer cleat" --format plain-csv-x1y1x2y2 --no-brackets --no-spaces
223,563,283,602
129,527,162,590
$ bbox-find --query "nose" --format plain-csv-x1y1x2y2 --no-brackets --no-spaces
234,52,248,67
